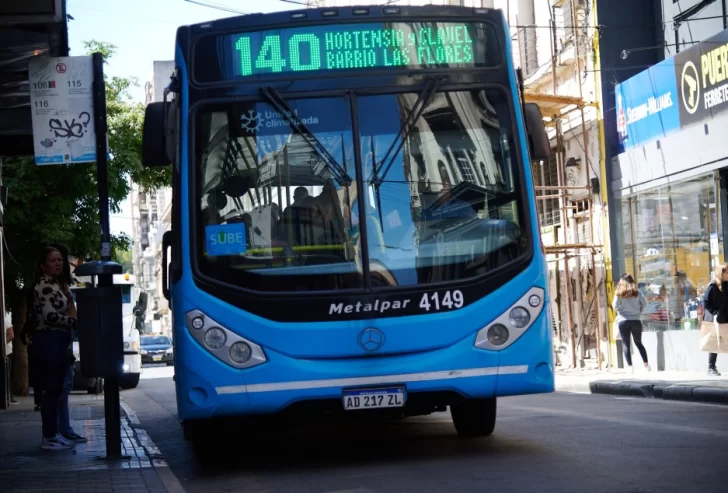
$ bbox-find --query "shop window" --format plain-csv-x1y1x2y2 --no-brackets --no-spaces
619,197,636,282
621,173,720,332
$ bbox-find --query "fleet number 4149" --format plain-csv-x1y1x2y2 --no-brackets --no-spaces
418,290,464,312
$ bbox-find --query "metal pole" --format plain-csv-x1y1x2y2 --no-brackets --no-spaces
556,121,577,368
92,52,121,459
94,53,111,264
572,0,605,369
592,250,603,369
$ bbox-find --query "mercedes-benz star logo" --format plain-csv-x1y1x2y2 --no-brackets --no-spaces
358,328,385,352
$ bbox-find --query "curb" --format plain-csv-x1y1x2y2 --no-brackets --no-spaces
119,400,187,493
588,381,728,405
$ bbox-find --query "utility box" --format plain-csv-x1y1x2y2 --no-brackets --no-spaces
74,261,123,378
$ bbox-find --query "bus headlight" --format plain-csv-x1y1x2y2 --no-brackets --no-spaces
486,324,509,346
204,328,226,349
509,307,530,328
474,287,545,351
185,309,267,369
229,342,252,364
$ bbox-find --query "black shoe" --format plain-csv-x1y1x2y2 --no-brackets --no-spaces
708,367,722,376
34,405,41,412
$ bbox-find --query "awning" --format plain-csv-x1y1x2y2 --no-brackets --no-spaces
0,1,69,157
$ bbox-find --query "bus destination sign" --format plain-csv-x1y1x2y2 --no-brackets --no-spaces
229,22,491,78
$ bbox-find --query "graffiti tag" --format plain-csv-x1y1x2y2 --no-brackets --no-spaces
48,111,91,139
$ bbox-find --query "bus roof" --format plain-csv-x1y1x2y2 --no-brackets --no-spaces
183,4,500,35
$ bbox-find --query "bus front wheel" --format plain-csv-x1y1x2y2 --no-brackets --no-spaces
450,397,496,438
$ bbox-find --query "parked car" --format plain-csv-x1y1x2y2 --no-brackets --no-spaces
141,335,173,365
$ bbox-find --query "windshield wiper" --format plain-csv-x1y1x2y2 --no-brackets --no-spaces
370,76,445,186
260,86,352,185
369,76,445,231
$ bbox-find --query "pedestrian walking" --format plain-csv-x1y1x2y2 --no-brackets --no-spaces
32,246,78,451
701,263,727,376
613,273,651,372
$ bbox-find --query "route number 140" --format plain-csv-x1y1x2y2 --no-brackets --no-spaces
419,290,464,312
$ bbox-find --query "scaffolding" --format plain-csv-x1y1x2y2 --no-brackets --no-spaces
523,0,607,369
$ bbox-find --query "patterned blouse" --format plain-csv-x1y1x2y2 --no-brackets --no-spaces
33,275,76,332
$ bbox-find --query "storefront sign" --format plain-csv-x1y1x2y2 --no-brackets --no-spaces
674,28,728,128
616,58,680,150
616,27,728,151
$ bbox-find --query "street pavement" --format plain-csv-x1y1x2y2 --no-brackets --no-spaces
0,389,180,493
119,365,728,493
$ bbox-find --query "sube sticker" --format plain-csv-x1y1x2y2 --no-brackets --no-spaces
205,224,247,256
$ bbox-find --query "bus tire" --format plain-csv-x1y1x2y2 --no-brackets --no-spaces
184,420,227,465
450,397,496,437
183,420,213,442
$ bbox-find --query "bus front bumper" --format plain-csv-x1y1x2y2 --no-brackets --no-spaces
123,352,142,374
175,310,554,421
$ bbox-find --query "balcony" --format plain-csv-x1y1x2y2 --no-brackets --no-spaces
518,26,538,79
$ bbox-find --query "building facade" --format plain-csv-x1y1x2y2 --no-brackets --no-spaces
130,60,174,336
604,0,728,373
510,0,608,369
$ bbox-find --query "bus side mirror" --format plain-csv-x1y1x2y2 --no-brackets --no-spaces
142,102,175,167
523,103,551,162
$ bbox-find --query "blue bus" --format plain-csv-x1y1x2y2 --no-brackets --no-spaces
142,4,552,444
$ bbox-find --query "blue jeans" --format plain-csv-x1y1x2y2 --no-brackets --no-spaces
33,331,69,439
58,363,75,437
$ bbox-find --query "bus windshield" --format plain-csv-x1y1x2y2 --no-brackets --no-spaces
195,88,526,293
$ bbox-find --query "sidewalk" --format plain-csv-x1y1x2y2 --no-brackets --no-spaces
555,367,728,404
0,392,184,493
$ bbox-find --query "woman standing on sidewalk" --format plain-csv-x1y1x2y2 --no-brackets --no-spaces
613,274,651,372
701,263,727,376
51,243,87,444
32,246,77,451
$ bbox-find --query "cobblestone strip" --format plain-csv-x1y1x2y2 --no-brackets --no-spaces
120,399,186,493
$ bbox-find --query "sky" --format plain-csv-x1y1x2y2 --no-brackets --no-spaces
65,0,292,237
